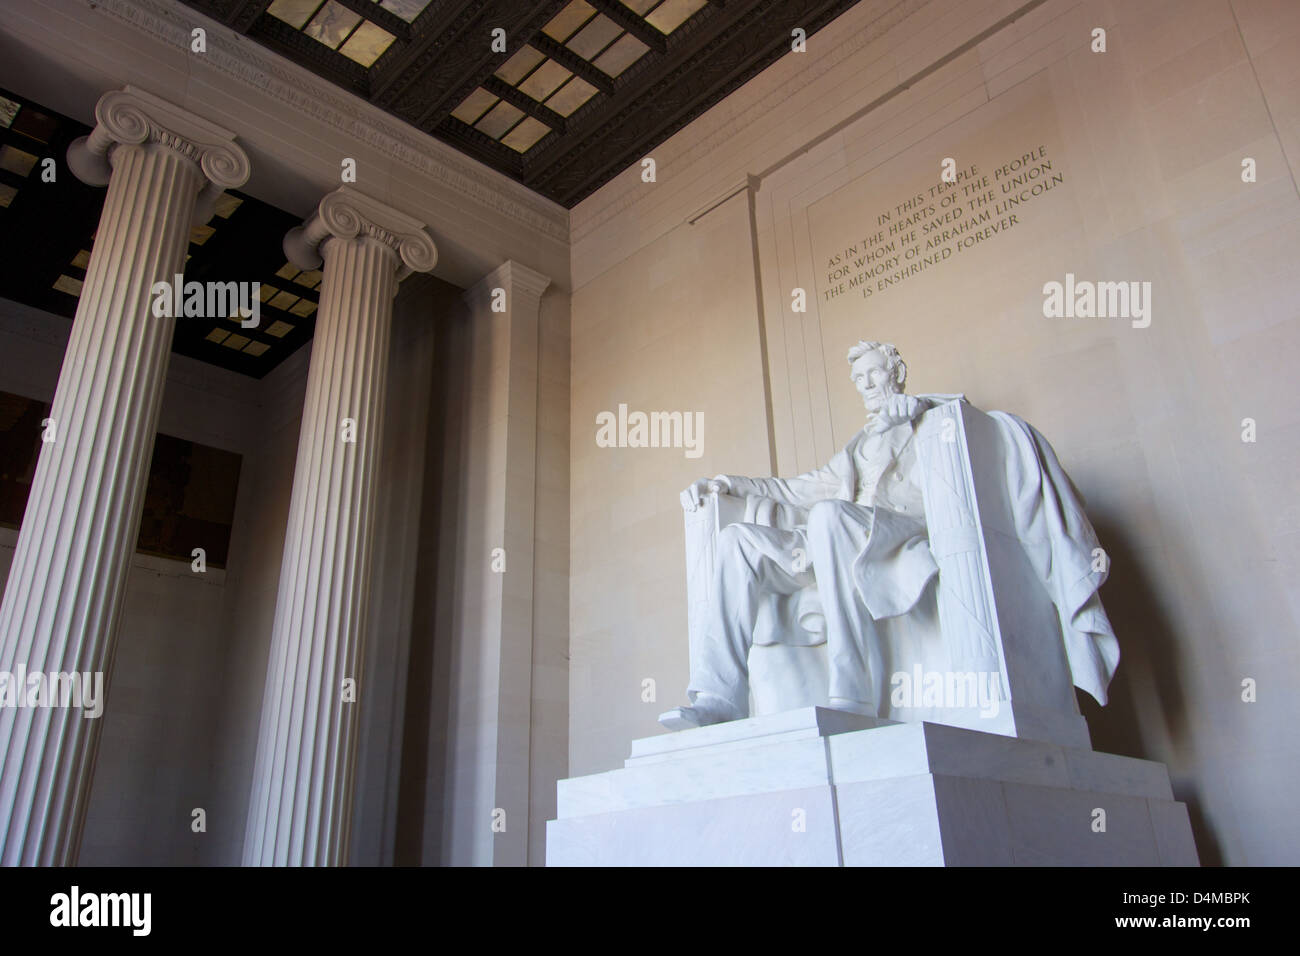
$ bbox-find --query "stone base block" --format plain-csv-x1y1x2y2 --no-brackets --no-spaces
546,707,1199,866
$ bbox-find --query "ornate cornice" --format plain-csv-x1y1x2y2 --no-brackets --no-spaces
94,0,569,242
285,187,438,283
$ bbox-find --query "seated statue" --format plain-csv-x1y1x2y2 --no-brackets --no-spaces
661,340,1120,733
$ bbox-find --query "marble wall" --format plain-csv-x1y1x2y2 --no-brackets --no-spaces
406,267,569,866
0,297,257,864
568,0,1300,865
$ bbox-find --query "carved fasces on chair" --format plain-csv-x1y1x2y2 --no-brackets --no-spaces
913,401,1005,685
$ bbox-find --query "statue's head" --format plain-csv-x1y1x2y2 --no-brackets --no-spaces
847,341,906,414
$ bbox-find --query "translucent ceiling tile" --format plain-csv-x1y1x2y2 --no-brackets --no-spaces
475,100,526,139
0,97,20,128
290,299,319,317
267,0,324,30
340,20,395,67
502,117,551,153
259,284,278,302
645,0,706,34
222,333,251,350
0,145,38,177
567,15,623,60
543,0,596,43
212,193,243,218
205,328,231,344
496,46,545,86
545,77,598,117
518,60,572,102
620,0,658,13
0,183,17,208
53,275,83,297
70,249,92,269
451,88,498,126
275,262,300,280
592,33,649,78
379,0,431,22
293,269,323,289
189,224,215,245
270,291,300,310
11,109,56,144
243,341,271,357
266,320,295,338
304,1,361,50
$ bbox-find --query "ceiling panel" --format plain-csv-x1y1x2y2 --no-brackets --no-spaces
181,0,864,207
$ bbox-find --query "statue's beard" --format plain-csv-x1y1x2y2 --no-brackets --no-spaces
861,388,892,415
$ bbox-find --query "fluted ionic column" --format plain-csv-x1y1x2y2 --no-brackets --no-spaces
0,87,249,865
243,187,436,866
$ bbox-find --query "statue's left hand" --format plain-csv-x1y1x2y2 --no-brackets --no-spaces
880,393,922,427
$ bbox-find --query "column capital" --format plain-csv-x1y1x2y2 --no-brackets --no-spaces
67,86,250,193
284,186,438,282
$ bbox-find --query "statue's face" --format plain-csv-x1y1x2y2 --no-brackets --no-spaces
850,349,897,413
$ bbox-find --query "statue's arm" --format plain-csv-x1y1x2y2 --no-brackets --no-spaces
717,453,846,510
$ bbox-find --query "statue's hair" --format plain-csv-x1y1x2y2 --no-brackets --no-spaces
846,340,906,388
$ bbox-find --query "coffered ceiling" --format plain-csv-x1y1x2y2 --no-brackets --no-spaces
179,0,863,207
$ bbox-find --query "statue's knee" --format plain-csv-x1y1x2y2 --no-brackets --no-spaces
716,524,748,557
806,499,851,543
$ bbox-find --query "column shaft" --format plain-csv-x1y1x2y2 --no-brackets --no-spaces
0,143,203,865
243,237,398,866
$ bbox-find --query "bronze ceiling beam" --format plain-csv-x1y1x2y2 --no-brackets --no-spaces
528,34,616,94
409,1,572,129
482,76,568,135
328,0,413,41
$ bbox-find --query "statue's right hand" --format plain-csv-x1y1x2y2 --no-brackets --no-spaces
681,477,730,512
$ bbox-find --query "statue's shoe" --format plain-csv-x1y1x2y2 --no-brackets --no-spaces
657,708,703,731
658,693,740,730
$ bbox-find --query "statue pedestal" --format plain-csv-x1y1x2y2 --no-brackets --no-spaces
546,708,1198,866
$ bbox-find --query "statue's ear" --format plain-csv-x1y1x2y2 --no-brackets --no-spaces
895,360,908,387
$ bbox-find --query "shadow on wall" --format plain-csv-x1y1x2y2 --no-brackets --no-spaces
393,290,471,865
1081,517,1222,867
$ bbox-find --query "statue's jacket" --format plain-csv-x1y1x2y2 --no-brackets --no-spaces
719,396,1120,704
